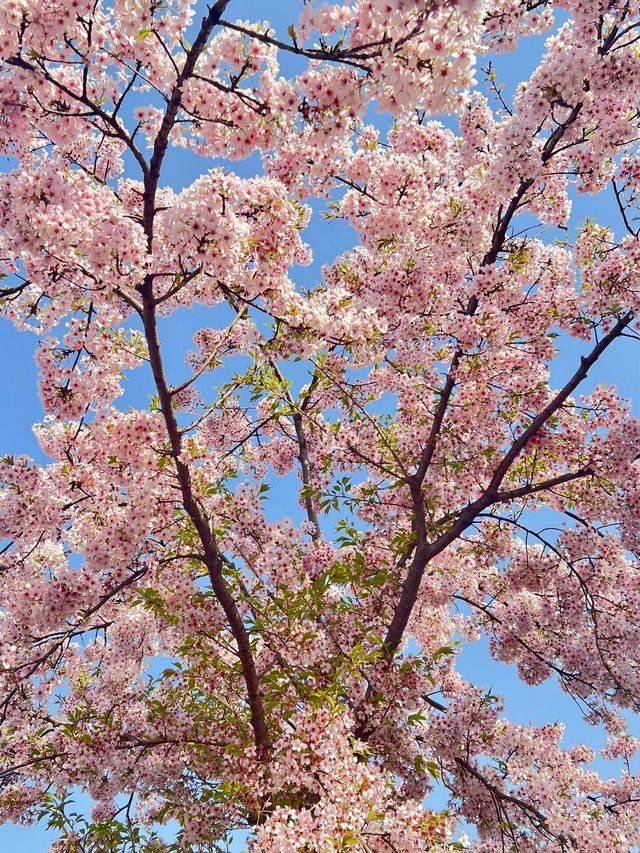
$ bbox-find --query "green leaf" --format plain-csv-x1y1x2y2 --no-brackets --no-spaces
427,760,440,779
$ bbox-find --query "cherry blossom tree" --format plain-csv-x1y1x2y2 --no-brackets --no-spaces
1,0,640,850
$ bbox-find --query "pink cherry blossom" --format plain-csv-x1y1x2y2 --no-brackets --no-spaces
0,1,640,852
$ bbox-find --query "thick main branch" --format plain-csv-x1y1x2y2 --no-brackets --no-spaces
139,291,267,748
134,0,266,749
381,311,633,662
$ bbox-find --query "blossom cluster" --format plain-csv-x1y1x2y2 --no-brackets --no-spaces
0,1,639,852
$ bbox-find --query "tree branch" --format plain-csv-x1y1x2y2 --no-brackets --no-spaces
380,310,632,662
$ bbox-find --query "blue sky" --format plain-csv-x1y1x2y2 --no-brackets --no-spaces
1,1,639,849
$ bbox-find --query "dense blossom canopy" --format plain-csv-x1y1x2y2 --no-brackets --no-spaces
1,0,640,850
